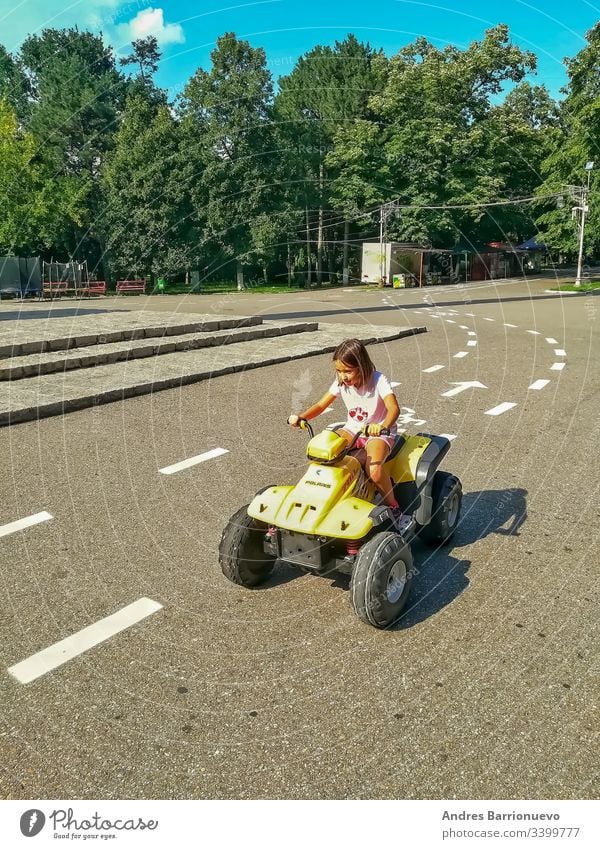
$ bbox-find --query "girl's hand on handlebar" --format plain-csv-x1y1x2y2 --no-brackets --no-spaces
288,414,302,428
365,423,390,437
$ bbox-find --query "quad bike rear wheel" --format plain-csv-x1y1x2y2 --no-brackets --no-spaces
219,505,275,587
350,531,413,628
420,471,462,545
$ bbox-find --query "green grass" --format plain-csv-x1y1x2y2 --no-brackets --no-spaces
149,280,354,295
550,280,600,292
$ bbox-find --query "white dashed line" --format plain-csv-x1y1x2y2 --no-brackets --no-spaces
439,433,457,441
545,337,558,345
442,381,487,398
391,382,401,388
485,402,517,416
467,331,477,336
159,448,229,475
483,317,495,322
459,325,469,330
454,352,468,358
323,406,334,413
467,340,477,347
551,363,566,371
445,319,456,324
529,379,550,390
8,598,163,684
504,323,518,328
554,349,566,357
423,365,445,373
465,313,476,317
527,330,541,336
0,511,53,539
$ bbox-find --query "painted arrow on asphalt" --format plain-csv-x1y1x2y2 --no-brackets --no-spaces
441,381,487,398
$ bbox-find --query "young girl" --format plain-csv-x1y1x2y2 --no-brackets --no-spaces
288,338,402,514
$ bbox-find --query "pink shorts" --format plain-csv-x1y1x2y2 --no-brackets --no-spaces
353,433,395,452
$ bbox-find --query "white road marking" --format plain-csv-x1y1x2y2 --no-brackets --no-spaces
485,402,517,416
467,331,477,336
465,313,476,317
8,598,163,684
0,511,53,539
159,448,229,475
423,364,445,373
442,381,487,398
551,362,566,371
454,351,468,358
459,325,469,330
554,349,566,357
467,340,477,347
504,323,518,328
401,406,415,414
483,317,495,321
445,319,456,324
323,406,334,412
391,381,401,388
529,379,550,390
527,330,541,336
545,337,558,345
439,433,457,441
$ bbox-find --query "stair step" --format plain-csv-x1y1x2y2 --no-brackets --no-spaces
0,321,318,380
0,324,425,426
0,314,263,358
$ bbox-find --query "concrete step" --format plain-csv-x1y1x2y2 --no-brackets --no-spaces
0,313,263,358
0,323,426,426
0,321,318,380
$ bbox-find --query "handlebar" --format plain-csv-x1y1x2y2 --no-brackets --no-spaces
288,417,390,444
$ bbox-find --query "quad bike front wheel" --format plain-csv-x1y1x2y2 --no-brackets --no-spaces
350,531,414,628
219,505,275,587
420,471,462,546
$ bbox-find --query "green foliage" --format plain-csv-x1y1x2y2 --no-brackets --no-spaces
536,23,600,256
102,92,191,277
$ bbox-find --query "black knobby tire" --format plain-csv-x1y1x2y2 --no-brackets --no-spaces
420,471,462,546
350,531,414,628
219,505,275,587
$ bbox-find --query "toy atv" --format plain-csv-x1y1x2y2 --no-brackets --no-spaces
219,422,462,629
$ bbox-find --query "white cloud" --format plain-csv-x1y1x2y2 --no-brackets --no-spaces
0,2,184,55
115,8,185,50
0,1,124,51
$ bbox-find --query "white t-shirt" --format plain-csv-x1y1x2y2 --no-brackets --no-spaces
328,371,397,435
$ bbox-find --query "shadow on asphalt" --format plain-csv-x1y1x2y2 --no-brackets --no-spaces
395,487,528,629
258,487,527,628
0,308,126,321
261,290,599,322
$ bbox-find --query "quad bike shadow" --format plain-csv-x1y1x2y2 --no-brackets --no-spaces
220,421,465,629
389,486,528,629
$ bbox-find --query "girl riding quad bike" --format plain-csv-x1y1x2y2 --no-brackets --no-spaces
219,420,462,629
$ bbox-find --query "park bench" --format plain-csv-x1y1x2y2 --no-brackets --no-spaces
116,279,146,295
82,281,107,297
42,281,70,299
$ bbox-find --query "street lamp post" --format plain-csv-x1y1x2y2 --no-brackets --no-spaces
574,162,594,287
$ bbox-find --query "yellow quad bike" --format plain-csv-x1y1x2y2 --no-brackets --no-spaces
219,421,462,629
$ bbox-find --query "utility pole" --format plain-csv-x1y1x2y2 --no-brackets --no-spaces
574,161,594,287
378,201,400,285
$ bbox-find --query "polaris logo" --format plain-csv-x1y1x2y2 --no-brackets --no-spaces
306,480,331,488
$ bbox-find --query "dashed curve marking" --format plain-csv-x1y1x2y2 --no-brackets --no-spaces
0,511,53,539
159,448,229,475
8,598,163,684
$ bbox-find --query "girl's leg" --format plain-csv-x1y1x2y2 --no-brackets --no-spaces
365,438,400,508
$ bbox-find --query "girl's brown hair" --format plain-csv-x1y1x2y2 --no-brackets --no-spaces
333,338,375,388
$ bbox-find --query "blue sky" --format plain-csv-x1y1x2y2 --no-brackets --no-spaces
0,0,598,99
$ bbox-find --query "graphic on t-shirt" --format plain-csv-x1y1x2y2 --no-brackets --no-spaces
349,407,368,422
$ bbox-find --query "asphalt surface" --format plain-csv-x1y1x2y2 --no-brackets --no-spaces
0,277,598,800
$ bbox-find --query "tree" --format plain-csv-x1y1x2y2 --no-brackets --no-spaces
0,46,29,120
19,28,127,265
179,32,278,288
364,25,538,246
536,22,600,257
119,36,161,85
102,93,191,278
0,99,76,254
275,35,384,282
